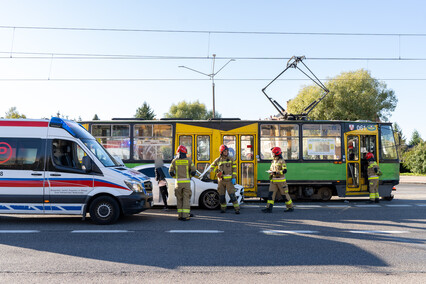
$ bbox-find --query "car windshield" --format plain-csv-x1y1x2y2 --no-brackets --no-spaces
81,138,120,167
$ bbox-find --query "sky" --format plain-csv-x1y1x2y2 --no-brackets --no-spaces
0,0,425,141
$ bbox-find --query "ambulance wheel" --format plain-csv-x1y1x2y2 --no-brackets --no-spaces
200,189,220,210
318,187,332,201
89,196,120,225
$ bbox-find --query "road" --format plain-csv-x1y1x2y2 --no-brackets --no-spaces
0,184,425,283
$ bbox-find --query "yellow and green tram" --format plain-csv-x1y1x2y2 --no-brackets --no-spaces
81,119,399,200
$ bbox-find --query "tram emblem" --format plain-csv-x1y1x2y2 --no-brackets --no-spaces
349,125,354,131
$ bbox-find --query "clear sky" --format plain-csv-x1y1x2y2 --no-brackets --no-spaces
0,0,425,141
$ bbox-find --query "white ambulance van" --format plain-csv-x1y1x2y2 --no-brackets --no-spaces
0,117,153,224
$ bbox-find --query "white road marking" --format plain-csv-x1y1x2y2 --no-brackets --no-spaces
354,204,381,207
167,230,224,233
71,230,132,233
349,230,410,234
415,204,426,207
295,205,321,208
384,204,412,207
262,230,319,235
0,230,40,233
326,205,350,208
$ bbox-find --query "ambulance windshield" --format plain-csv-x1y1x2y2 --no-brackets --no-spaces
82,139,121,167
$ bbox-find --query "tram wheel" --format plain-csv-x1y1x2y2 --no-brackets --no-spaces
318,187,332,201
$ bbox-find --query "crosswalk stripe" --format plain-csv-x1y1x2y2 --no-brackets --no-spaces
167,230,224,233
71,230,132,233
0,230,40,233
262,230,319,235
349,230,409,234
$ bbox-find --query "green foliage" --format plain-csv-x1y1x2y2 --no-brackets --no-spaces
287,69,397,121
403,142,426,174
135,102,155,120
5,107,26,119
409,129,423,146
164,100,220,120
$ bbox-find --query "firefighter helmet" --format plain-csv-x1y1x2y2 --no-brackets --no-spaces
219,144,229,154
366,152,374,160
176,145,187,154
271,147,282,156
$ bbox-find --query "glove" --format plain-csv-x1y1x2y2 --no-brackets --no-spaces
217,171,223,179
231,178,236,185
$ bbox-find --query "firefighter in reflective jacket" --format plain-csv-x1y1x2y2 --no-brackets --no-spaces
211,145,240,214
262,147,294,213
366,152,382,203
169,145,196,221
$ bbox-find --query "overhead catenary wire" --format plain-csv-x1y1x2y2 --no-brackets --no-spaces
1,25,426,37
1,51,426,61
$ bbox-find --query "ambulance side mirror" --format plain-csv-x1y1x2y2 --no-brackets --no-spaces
82,156,93,172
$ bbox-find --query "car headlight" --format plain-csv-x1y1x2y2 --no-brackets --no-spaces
124,179,145,193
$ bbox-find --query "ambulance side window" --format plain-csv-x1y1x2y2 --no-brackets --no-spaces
51,139,86,173
0,138,45,171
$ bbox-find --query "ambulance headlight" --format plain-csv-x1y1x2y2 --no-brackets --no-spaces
124,180,144,192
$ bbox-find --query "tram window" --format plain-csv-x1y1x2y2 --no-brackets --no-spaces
197,136,210,161
197,163,210,174
347,136,359,161
260,124,299,160
92,124,130,160
241,163,255,188
133,124,173,160
92,125,111,136
380,125,398,160
179,135,193,158
302,124,341,160
223,136,236,158
241,135,254,161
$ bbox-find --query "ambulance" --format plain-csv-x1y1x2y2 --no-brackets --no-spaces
0,117,153,224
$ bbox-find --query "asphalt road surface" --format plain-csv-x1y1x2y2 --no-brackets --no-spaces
0,184,425,283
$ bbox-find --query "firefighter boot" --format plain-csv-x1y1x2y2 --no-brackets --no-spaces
261,204,273,213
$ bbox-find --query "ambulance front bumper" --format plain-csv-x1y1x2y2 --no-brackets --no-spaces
118,192,153,215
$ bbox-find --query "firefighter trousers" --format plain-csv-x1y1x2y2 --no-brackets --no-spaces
369,179,379,201
175,183,192,218
217,180,240,211
266,181,293,209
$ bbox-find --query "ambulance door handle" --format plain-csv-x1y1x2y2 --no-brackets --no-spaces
31,173,43,176
50,173,62,176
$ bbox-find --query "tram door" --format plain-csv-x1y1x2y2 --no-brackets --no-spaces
177,134,212,174
222,134,257,195
345,133,378,193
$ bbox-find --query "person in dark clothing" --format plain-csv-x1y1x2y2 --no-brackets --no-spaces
155,158,169,210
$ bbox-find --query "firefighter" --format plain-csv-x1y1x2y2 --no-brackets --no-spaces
211,145,240,214
262,147,294,213
366,152,382,203
169,145,196,221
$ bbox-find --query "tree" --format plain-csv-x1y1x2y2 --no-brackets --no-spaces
403,142,426,174
164,100,220,120
92,114,100,120
286,69,397,121
409,129,423,146
135,102,155,120
5,107,26,119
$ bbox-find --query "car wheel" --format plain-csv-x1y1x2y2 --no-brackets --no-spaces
200,189,220,210
89,196,121,225
382,194,394,201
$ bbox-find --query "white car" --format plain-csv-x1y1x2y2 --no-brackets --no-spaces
133,164,244,209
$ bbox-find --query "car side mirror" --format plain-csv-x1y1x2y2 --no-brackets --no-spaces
82,156,93,172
